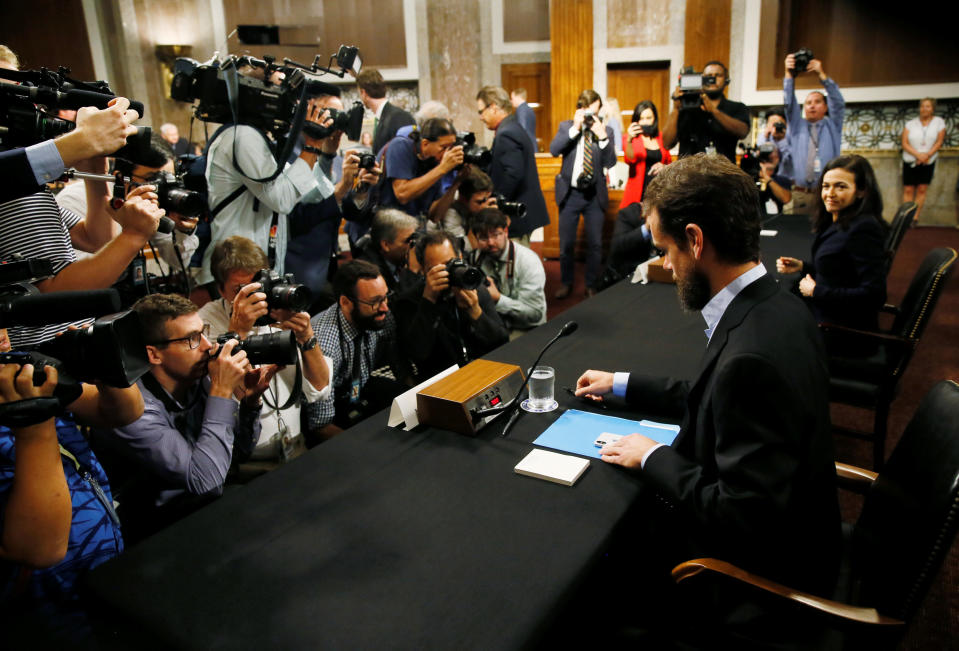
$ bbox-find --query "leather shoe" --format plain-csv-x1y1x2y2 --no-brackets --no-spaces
554,284,572,299
585,287,597,298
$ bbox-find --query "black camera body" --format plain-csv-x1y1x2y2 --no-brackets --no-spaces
773,121,786,135
445,259,486,291
215,330,298,366
301,101,365,142
739,142,777,181
455,132,492,168
677,67,718,110
492,193,527,220
582,111,596,129
357,152,377,171
151,171,205,218
253,269,312,325
792,48,814,74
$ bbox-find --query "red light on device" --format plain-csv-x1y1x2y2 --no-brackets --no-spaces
489,396,501,406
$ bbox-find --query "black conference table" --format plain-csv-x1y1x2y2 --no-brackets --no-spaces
85,216,812,650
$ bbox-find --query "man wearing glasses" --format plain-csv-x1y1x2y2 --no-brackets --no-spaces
306,260,412,438
97,293,273,537
357,208,420,295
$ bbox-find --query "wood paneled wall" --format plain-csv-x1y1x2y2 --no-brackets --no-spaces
682,0,731,73
504,0,550,43
0,0,94,81
548,0,593,142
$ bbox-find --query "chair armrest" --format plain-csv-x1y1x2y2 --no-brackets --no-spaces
671,558,904,627
835,462,878,493
818,322,914,350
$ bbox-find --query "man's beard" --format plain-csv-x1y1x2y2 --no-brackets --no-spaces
352,307,388,332
676,267,712,312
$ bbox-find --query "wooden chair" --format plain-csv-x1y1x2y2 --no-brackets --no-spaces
671,380,959,650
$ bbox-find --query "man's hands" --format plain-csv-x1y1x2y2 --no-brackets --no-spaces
423,263,449,303
437,145,465,174
453,288,482,320
207,338,251,400
271,310,314,346
799,274,816,297
54,97,139,167
0,364,57,402
237,365,280,404
486,276,501,302
599,433,659,469
775,256,803,274
785,54,827,81
574,369,614,400
230,283,268,335
113,184,165,241
700,91,722,114
759,160,776,182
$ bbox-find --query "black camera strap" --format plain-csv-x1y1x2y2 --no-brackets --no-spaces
262,351,303,412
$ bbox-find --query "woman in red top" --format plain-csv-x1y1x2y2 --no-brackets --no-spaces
621,100,671,209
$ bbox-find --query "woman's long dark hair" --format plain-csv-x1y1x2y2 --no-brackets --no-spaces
630,100,659,137
813,155,885,234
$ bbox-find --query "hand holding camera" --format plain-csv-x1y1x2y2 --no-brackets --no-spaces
207,338,251,400
229,282,269,335
452,287,482,320
572,108,586,131
437,144,465,174
270,310,313,346
626,122,642,139
423,263,450,302
114,184,166,242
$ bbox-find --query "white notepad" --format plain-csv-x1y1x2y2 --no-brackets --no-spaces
514,449,589,486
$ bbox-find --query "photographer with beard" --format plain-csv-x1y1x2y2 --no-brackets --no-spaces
306,261,412,439
661,61,749,162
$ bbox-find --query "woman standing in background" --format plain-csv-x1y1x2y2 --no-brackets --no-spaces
901,97,945,224
621,100,671,209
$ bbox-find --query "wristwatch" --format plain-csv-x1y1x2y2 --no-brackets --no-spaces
299,336,318,352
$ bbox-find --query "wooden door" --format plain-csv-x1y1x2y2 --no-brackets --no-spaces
501,62,551,152
606,63,671,133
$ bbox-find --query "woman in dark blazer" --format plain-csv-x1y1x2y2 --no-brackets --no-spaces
776,155,888,341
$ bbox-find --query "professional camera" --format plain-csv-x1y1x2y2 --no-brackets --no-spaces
792,48,814,74
445,258,486,291
357,152,377,171
252,269,313,325
575,171,595,191
302,101,365,142
492,193,527,220
583,111,596,129
739,142,777,181
215,330,298,366
676,67,718,110
0,65,150,156
455,132,492,168
150,170,205,217
773,120,786,135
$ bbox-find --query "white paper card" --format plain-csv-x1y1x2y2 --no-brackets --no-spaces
632,255,660,285
514,449,590,486
388,365,459,430
760,229,778,237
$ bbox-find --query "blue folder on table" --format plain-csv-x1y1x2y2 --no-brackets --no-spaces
532,409,680,459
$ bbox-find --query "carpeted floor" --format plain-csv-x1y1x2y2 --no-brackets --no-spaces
534,225,959,649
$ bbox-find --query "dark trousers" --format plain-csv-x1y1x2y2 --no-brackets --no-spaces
559,188,604,288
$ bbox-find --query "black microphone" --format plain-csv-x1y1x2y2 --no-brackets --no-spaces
472,320,578,422
0,289,122,327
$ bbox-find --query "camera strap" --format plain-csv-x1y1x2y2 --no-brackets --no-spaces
262,352,302,412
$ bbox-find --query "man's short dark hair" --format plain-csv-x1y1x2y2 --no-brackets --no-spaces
512,88,528,100
704,60,729,78
210,236,268,287
356,68,386,99
370,209,419,247
332,260,382,300
643,153,760,265
458,168,493,200
476,86,512,114
576,89,602,110
418,117,456,142
414,230,459,267
113,132,174,176
469,208,508,237
766,107,786,121
132,293,198,345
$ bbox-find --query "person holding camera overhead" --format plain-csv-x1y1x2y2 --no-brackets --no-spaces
393,231,508,380
621,99,672,209
783,51,845,214
661,61,750,163
550,90,617,299
199,237,332,460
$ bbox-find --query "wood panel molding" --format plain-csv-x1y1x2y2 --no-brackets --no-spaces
548,0,593,142
683,0,731,73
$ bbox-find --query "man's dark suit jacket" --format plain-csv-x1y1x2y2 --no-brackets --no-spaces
372,102,416,157
489,114,550,238
625,273,842,596
0,148,44,203
515,101,537,150
549,121,617,211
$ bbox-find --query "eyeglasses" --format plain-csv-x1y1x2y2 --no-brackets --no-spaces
352,291,394,310
477,104,490,116
151,323,211,349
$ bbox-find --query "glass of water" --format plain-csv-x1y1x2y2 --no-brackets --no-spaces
527,365,556,411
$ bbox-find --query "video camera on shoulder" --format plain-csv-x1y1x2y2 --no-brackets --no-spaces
301,101,365,142
676,66,717,110
0,65,150,157
253,269,312,325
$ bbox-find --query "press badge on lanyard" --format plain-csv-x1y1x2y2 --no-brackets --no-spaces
349,378,362,404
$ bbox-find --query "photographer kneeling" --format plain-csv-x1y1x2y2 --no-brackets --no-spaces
92,294,272,540
199,236,331,461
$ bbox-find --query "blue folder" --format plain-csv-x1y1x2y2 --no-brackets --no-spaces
532,409,680,459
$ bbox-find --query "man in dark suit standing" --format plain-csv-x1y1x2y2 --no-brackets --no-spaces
575,154,841,645
550,90,617,298
357,68,416,157
510,88,537,151
476,86,550,246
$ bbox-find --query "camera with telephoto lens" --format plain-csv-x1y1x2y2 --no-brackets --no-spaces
357,152,376,171
583,111,596,129
492,193,527,220
445,258,487,291
252,269,312,325
454,132,492,168
214,331,298,366
792,48,814,74
676,66,718,110
150,170,205,217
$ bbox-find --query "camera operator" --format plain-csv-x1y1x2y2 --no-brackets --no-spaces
783,53,844,214
467,208,546,335
550,89,617,299
306,260,412,438
441,167,496,240
661,61,750,162
93,294,271,539
199,237,331,461
756,145,793,215
197,85,350,287
357,209,420,295
378,117,465,224
0,325,143,637
286,91,382,302
393,231,508,380
476,85,550,245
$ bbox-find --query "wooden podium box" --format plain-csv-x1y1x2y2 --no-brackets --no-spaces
416,360,525,436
